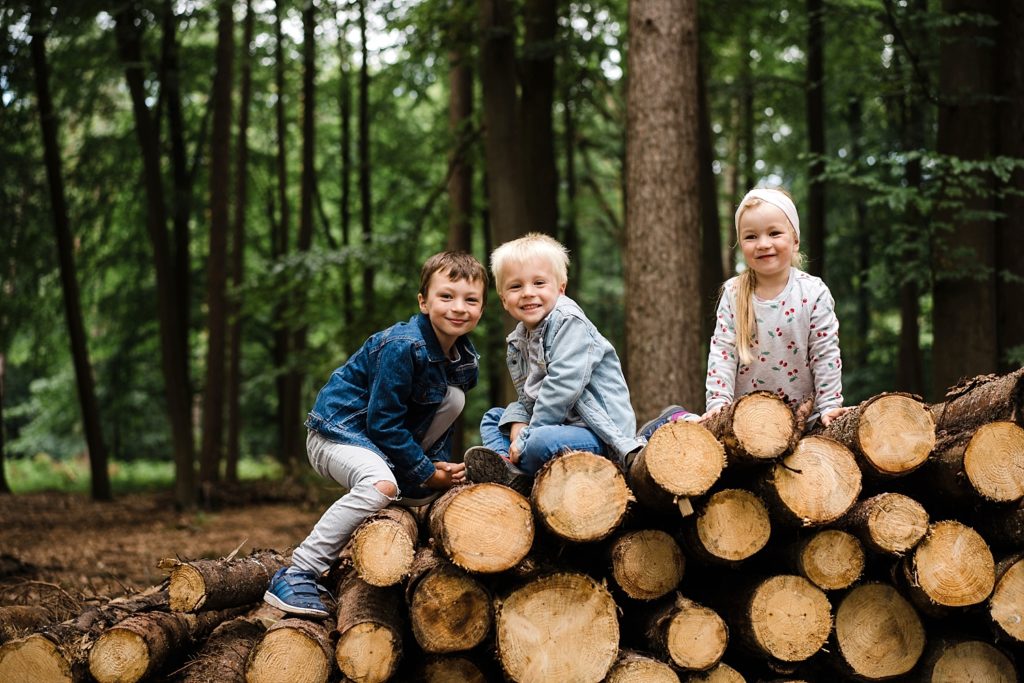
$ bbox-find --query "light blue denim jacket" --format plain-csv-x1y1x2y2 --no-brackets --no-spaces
498,296,643,458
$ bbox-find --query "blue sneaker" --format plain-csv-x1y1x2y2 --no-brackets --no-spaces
263,567,329,618
638,405,691,440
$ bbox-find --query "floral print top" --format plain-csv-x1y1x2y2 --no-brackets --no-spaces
705,267,843,420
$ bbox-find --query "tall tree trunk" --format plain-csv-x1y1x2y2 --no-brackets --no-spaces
625,0,703,419
995,1,1024,371
520,0,558,236
480,0,527,248
447,41,473,253
358,0,374,318
805,0,826,277
697,50,723,348
562,78,580,299
848,99,870,371
932,0,998,396
114,2,196,507
31,17,111,501
739,23,755,194
337,10,354,328
0,352,7,494
273,0,295,466
226,0,255,483
199,0,235,487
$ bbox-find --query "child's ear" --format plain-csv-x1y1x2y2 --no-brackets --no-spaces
417,292,428,314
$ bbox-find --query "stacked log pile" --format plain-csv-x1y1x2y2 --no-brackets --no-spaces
1,369,1023,682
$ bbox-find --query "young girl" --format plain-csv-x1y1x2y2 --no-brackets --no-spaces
703,188,848,427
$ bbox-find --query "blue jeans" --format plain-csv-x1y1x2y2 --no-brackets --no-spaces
480,407,608,475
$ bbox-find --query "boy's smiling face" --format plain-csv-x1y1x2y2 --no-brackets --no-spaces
418,269,485,353
498,259,566,330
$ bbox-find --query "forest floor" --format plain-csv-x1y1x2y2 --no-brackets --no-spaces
0,483,327,600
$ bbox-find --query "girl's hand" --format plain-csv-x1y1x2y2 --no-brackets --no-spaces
699,405,725,422
820,406,851,426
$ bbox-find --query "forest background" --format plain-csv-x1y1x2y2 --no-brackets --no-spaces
0,0,1021,507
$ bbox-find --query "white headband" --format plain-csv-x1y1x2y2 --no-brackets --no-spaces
734,189,800,240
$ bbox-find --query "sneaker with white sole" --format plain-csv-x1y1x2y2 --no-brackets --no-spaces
464,446,532,496
263,567,330,618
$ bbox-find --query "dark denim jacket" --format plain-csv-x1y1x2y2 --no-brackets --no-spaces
305,313,478,489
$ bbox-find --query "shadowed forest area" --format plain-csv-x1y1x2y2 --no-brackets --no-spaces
0,0,1022,507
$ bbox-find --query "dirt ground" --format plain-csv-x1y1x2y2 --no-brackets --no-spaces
0,484,327,600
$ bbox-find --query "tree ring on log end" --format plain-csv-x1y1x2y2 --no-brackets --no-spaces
0,635,73,683
534,451,631,542
929,640,1016,682
964,422,1024,503
991,557,1024,642
859,395,935,474
733,392,795,459
696,488,771,562
646,421,724,496
836,582,924,679
912,521,994,607
773,436,861,526
749,575,831,662
801,530,864,590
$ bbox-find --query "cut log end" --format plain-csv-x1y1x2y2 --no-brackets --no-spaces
88,628,150,683
732,392,797,459
923,640,1017,682
771,436,861,526
430,483,534,574
246,621,332,683
335,622,401,683
644,420,725,497
749,575,832,663
409,567,492,653
695,489,771,563
533,450,631,542
910,521,995,608
611,530,685,601
990,557,1024,642
858,394,935,475
665,597,728,671
351,514,417,587
685,662,745,682
835,582,925,679
604,650,680,682
0,634,73,683
169,564,206,612
852,492,929,555
799,530,864,591
495,572,618,682
418,656,489,682
964,421,1024,503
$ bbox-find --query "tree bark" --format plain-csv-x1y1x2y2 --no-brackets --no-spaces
926,421,1024,504
929,367,1024,433
446,38,473,252
358,0,374,316
805,0,826,277
624,0,703,418
178,606,280,683
336,10,355,327
30,17,111,501
199,0,234,486
698,49,724,347
520,0,558,236
166,550,287,613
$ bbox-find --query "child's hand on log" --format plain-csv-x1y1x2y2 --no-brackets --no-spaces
426,461,466,489
699,405,724,423
820,406,851,426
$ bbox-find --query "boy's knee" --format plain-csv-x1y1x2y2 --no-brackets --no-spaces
373,480,398,499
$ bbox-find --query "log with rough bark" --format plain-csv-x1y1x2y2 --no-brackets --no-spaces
349,505,420,586
831,582,925,680
244,616,333,683
927,421,1024,505
788,529,864,591
929,367,1024,433
915,639,1018,682
989,552,1024,644
843,492,929,556
703,391,799,463
723,574,832,667
821,393,935,477
0,584,167,683
428,483,534,573
333,571,404,683
177,604,282,683
604,649,680,682
683,662,745,681
636,593,728,672
629,420,725,513
166,549,287,612
494,572,619,682
609,529,685,601
404,547,492,654
87,606,246,683
0,581,79,645
760,436,861,527
414,654,490,682
680,488,771,566
901,520,995,613
532,450,633,542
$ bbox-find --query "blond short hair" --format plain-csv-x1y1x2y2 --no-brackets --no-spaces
490,233,570,292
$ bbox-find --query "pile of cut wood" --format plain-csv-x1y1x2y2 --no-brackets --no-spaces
1,369,1023,682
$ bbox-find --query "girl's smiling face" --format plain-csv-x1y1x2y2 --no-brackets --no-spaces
738,202,799,284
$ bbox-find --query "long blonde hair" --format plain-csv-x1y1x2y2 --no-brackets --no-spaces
732,195,804,366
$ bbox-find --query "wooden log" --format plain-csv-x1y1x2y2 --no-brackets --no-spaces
760,436,861,527
928,421,1024,504
404,547,492,654
334,571,404,683
703,390,798,463
680,488,771,566
177,604,282,683
726,575,832,666
350,505,420,586
0,605,56,645
0,581,79,645
821,393,935,477
494,572,618,682
0,585,167,683
166,549,287,612
428,483,534,573
915,638,1017,682
415,654,490,682
604,649,680,682
629,420,724,513
533,450,633,542
609,530,685,601
639,594,728,672
901,520,995,612
789,529,864,591
87,607,245,683
929,367,1024,433
832,582,925,680
989,552,1024,644
244,617,333,683
682,662,745,681
843,492,929,556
